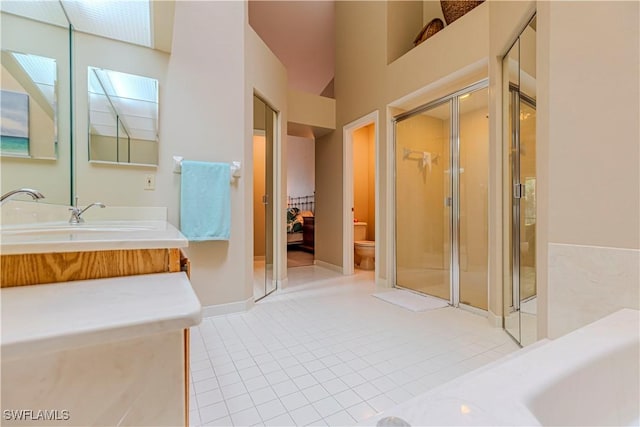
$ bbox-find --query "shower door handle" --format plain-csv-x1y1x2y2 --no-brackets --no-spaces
514,184,525,199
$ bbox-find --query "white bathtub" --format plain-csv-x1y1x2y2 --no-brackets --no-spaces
362,309,640,426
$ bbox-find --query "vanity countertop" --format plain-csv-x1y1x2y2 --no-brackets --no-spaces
0,220,188,255
1,272,201,360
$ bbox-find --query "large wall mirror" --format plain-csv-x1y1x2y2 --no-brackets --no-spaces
88,67,158,166
0,3,72,205
503,14,537,347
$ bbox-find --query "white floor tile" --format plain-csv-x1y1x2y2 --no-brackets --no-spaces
301,384,330,403
196,388,224,408
280,391,310,412
264,370,289,385
367,394,396,413
201,416,231,427
321,378,349,395
271,379,299,398
293,374,318,390
243,375,269,392
190,267,519,427
229,407,261,427
255,398,287,421
248,386,277,406
259,360,282,375
311,368,336,383
195,378,220,395
385,387,413,404
333,389,363,409
370,376,396,393
220,382,247,399
346,401,377,423
303,359,326,373
234,357,257,370
199,402,229,424
312,396,343,418
226,393,254,414
238,366,262,382
341,372,367,388
191,359,213,372
189,410,201,427
264,413,296,426
353,382,381,401
289,404,322,426
218,371,243,387
323,410,356,426
284,364,309,379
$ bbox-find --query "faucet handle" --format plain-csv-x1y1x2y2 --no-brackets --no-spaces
68,202,106,224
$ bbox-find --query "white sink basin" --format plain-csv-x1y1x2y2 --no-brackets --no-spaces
0,220,188,255
2,224,157,235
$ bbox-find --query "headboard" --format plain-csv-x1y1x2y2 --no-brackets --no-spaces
287,194,314,214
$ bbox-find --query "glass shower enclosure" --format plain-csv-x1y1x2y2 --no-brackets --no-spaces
394,81,489,310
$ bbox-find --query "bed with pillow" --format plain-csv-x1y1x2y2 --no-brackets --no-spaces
287,195,314,247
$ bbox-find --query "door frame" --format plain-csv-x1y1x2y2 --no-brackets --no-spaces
342,110,379,276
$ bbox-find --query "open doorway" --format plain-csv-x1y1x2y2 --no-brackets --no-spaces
286,136,315,269
343,111,379,277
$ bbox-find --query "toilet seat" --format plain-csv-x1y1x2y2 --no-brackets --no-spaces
355,240,375,247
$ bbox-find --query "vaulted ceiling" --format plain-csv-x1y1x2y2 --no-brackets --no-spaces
249,1,335,96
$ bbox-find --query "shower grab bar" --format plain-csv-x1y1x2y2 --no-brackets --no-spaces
403,148,440,163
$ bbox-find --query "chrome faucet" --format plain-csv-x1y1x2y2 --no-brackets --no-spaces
0,188,45,205
69,198,106,224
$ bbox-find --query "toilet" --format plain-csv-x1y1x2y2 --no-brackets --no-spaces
354,222,375,270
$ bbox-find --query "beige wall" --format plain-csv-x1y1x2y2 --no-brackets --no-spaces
539,1,640,337
545,1,639,250
287,135,315,198
423,0,445,26
387,1,424,63
0,13,71,205
353,124,375,241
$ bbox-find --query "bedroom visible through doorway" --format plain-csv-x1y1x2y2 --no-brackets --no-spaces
286,135,315,268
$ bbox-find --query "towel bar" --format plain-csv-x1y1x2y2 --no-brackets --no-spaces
173,156,241,180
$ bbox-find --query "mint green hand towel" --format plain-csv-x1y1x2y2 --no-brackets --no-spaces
180,161,231,241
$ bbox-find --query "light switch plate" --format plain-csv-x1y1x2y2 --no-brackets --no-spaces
144,174,155,190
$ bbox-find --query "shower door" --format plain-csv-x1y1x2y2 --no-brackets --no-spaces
503,15,537,346
394,82,489,309
395,101,452,301
253,95,276,301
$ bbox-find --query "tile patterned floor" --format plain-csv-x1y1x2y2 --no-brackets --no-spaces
189,266,519,426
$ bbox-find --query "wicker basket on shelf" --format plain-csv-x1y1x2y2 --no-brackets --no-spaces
440,0,484,25
413,18,445,46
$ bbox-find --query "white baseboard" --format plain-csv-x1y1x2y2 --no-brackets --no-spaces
277,277,289,289
487,310,502,328
375,277,391,290
201,296,254,318
314,260,343,274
